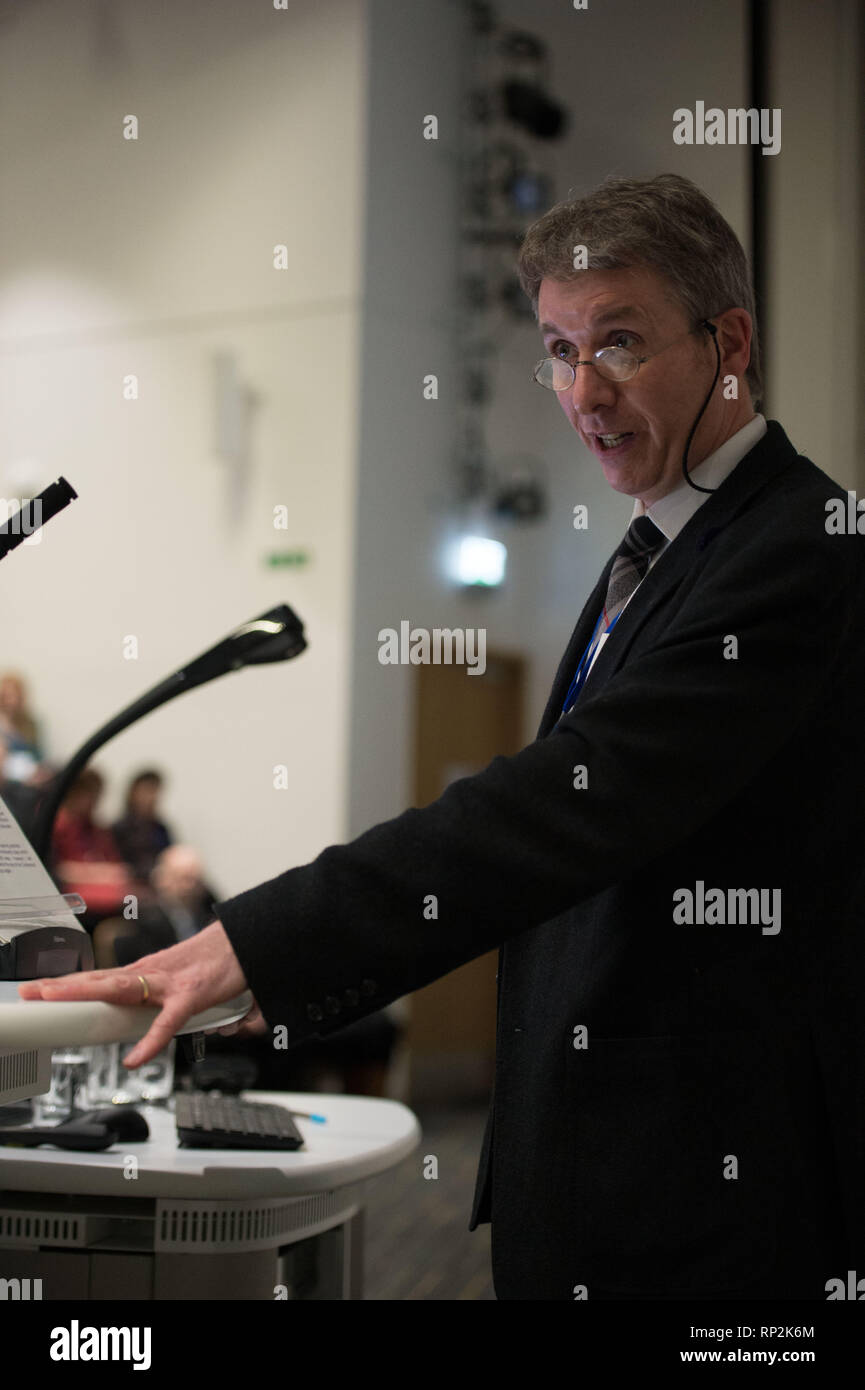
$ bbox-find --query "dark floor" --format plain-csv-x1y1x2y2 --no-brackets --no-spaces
361,1100,495,1300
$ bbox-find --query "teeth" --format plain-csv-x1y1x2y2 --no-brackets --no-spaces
599,433,628,447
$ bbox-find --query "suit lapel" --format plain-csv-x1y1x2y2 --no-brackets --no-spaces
536,552,616,738
539,421,798,733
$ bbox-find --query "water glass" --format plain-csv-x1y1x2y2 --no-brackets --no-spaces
83,1039,176,1106
31,1047,90,1124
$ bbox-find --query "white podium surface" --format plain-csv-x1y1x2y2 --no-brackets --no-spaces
0,1090,421,1199
0,984,254,1046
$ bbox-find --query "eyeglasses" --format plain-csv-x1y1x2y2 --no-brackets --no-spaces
533,322,710,390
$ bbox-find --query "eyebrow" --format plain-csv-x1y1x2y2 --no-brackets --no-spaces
540,305,649,337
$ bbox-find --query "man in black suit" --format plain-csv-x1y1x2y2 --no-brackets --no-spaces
22,174,865,1301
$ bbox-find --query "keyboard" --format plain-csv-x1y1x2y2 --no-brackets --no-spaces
175,1092,305,1150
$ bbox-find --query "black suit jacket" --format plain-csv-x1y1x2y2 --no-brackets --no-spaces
218,421,865,1299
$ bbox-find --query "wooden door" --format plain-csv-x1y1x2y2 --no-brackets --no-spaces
406,651,525,1103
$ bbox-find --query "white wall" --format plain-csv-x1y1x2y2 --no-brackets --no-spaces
0,0,369,896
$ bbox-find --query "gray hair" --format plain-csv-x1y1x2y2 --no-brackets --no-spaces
518,172,762,408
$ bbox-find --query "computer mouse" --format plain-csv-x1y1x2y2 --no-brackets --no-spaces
81,1106,150,1141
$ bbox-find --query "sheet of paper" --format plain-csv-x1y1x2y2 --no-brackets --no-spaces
0,792,83,933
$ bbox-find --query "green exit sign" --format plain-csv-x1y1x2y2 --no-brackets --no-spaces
264,549,311,568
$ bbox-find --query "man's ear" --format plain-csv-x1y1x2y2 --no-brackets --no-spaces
713,307,752,383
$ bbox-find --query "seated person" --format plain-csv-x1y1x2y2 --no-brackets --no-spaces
114,845,218,964
51,766,135,928
0,733,39,832
112,769,173,884
0,671,45,784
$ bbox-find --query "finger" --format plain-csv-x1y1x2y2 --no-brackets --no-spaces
214,1011,261,1034
18,970,120,999
122,997,194,1068
214,998,265,1037
43,961,172,1008
22,973,151,1003
230,1005,267,1038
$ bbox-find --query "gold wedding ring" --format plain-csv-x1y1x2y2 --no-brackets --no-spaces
137,974,150,1003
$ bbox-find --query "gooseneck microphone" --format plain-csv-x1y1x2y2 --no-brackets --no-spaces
0,477,78,563
29,603,307,863
681,320,722,494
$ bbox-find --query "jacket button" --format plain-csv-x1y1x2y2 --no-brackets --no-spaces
324,995,341,1015
360,978,376,996
344,988,359,1006
306,1003,324,1022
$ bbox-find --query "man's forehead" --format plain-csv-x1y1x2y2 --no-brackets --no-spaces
538,301,652,335
537,267,670,330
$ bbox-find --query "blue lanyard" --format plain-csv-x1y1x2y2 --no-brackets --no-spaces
560,609,622,715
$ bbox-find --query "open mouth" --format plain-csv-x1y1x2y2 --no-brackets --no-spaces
596,432,635,451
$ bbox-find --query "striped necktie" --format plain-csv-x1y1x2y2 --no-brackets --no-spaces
602,514,667,626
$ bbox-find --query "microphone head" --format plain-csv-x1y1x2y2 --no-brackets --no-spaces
181,605,306,684
240,605,307,665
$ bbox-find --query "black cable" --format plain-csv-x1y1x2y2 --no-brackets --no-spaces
681,320,721,493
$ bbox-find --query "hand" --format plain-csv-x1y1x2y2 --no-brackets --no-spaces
17,920,264,1068
213,1000,267,1039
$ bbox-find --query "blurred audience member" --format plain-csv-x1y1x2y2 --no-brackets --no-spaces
52,766,135,928
0,732,39,831
112,769,173,883
0,671,44,783
113,845,218,965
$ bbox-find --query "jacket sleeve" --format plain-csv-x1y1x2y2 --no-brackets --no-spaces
215,520,862,1045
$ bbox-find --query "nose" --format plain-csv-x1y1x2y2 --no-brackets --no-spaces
565,362,619,419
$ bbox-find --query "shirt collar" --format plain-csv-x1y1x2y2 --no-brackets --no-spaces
631,414,767,542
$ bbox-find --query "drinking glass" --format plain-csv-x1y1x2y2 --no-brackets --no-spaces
82,1040,175,1106
31,1047,90,1124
